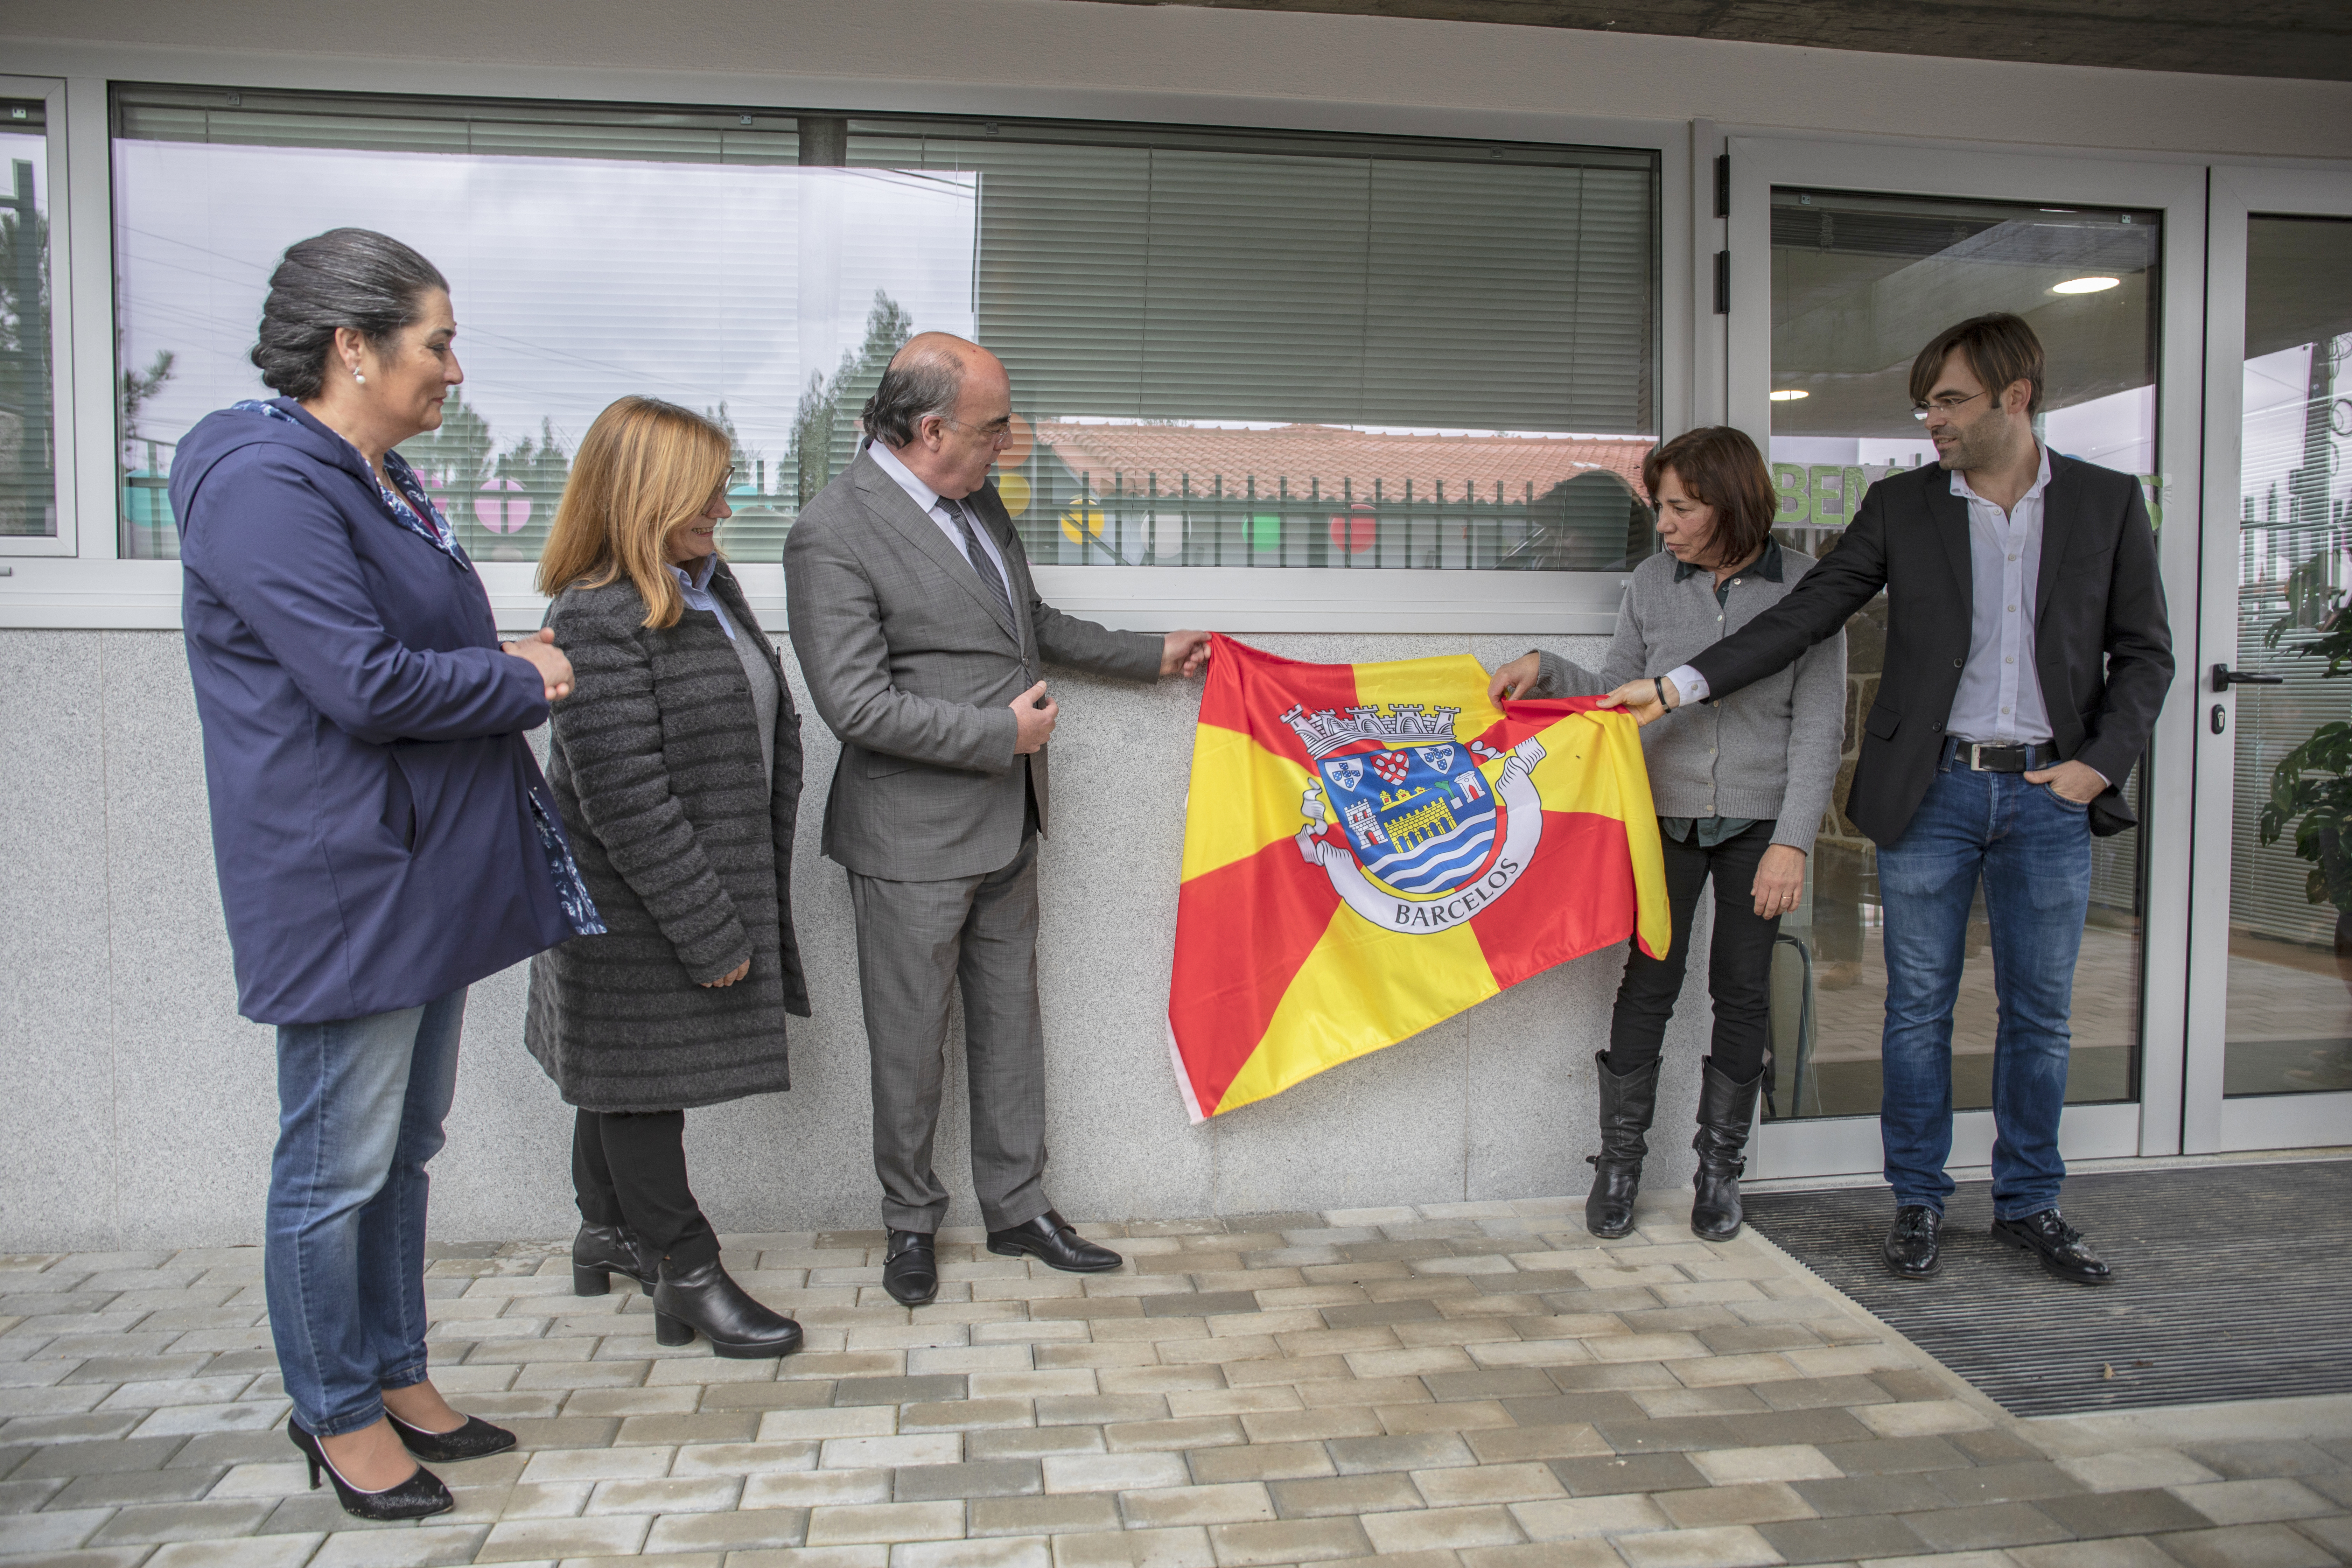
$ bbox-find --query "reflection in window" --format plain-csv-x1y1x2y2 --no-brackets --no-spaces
112,90,969,565
112,88,1663,571
2224,214,2352,1098
0,97,52,538
852,126,1660,570
1762,188,2157,1122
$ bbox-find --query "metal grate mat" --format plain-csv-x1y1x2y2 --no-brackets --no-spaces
1742,1157,2352,1417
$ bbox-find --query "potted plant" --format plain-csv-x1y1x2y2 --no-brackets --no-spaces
2255,554,2352,1089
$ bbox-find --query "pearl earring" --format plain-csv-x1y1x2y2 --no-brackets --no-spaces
354,368,366,385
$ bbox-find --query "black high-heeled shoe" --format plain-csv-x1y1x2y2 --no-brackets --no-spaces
286,1417,453,1521
387,1409,517,1462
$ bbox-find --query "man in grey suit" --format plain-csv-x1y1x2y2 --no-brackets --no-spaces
785,333,1211,1307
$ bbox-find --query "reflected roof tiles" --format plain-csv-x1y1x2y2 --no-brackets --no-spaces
1030,421,1654,503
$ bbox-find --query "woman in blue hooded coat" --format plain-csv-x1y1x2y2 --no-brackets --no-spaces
172,229,599,1521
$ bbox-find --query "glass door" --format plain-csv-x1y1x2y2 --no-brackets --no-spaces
2188,169,2352,1152
1721,139,2206,1178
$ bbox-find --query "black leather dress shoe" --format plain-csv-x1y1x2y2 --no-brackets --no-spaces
1992,1208,2112,1285
883,1229,938,1307
1883,1205,1941,1279
987,1210,1122,1273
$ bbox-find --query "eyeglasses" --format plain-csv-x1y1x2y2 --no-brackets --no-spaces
937,415,1014,446
1912,390,1987,422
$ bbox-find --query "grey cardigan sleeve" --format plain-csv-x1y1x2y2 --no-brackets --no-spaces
1530,586,1648,698
1769,625,1848,855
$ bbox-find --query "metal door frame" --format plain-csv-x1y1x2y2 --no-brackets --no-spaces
1720,134,2209,1179
2185,163,2352,1154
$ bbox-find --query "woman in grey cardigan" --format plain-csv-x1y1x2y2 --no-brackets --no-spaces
1490,427,1844,1243
528,397,810,1357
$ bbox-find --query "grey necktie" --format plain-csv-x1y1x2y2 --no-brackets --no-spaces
940,497,1013,623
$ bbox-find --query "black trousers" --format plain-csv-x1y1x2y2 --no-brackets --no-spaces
1606,818,1779,1083
571,1108,720,1272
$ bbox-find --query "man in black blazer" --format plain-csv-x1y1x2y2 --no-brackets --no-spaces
1608,314,2171,1285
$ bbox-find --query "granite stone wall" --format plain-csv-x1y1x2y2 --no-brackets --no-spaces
0,629,1716,1252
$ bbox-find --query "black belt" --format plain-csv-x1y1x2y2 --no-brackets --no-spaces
1944,737,2060,772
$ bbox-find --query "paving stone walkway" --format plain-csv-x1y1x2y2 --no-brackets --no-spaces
4,1195,2349,1568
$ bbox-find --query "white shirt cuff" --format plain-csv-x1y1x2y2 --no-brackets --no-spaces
1663,664,1708,706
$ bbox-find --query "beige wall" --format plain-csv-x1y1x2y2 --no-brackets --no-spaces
5,0,2351,160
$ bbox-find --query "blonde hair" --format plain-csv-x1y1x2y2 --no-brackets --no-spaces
537,396,732,630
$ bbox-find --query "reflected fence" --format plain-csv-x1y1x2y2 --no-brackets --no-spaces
1010,466,1659,573
119,420,1674,574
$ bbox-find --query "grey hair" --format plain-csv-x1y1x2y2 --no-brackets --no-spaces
251,229,448,400
861,345,965,447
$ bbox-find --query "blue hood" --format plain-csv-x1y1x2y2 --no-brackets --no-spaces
172,398,374,518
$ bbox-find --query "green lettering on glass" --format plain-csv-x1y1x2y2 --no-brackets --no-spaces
1772,463,1808,521
1780,461,1929,528
1810,465,1845,527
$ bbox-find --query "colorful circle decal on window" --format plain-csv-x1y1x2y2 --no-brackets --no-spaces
1328,504,1377,553
1060,496,1105,544
474,477,531,534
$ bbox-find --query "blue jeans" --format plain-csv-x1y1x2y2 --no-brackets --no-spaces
1875,759,2091,1220
266,988,467,1436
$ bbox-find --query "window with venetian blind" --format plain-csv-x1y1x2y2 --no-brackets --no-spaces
112,85,1659,570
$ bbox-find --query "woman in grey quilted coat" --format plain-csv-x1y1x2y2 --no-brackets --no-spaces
527,396,810,1358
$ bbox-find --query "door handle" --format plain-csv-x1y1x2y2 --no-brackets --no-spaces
2211,663,2284,692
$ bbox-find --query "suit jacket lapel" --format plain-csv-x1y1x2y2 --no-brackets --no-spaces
2034,450,2072,631
851,456,1022,645
1927,470,1972,606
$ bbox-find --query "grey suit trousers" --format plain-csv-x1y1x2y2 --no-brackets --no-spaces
846,831,1049,1234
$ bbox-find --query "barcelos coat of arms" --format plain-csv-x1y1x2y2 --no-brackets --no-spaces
1283,702,1548,933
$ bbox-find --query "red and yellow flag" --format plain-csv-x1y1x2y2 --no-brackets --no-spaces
1167,635,1670,1122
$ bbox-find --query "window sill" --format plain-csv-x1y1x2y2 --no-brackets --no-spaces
0,558,1633,636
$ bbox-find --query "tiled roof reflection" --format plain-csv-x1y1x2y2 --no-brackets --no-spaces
1031,421,1654,503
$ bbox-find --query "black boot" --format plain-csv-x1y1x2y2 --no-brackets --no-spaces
1585,1051,1659,1239
652,1258,804,1359
1691,1055,1764,1242
572,1222,658,1297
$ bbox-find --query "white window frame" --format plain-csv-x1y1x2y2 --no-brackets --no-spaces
0,74,77,559
1720,132,2209,1176
0,41,1694,635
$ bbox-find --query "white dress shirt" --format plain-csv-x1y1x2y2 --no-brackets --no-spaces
868,439,1015,591
1667,445,2058,748
670,553,737,639
1944,443,2052,745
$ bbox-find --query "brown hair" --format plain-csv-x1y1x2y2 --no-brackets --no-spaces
537,397,733,630
1641,426,1778,570
1909,312,2045,416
